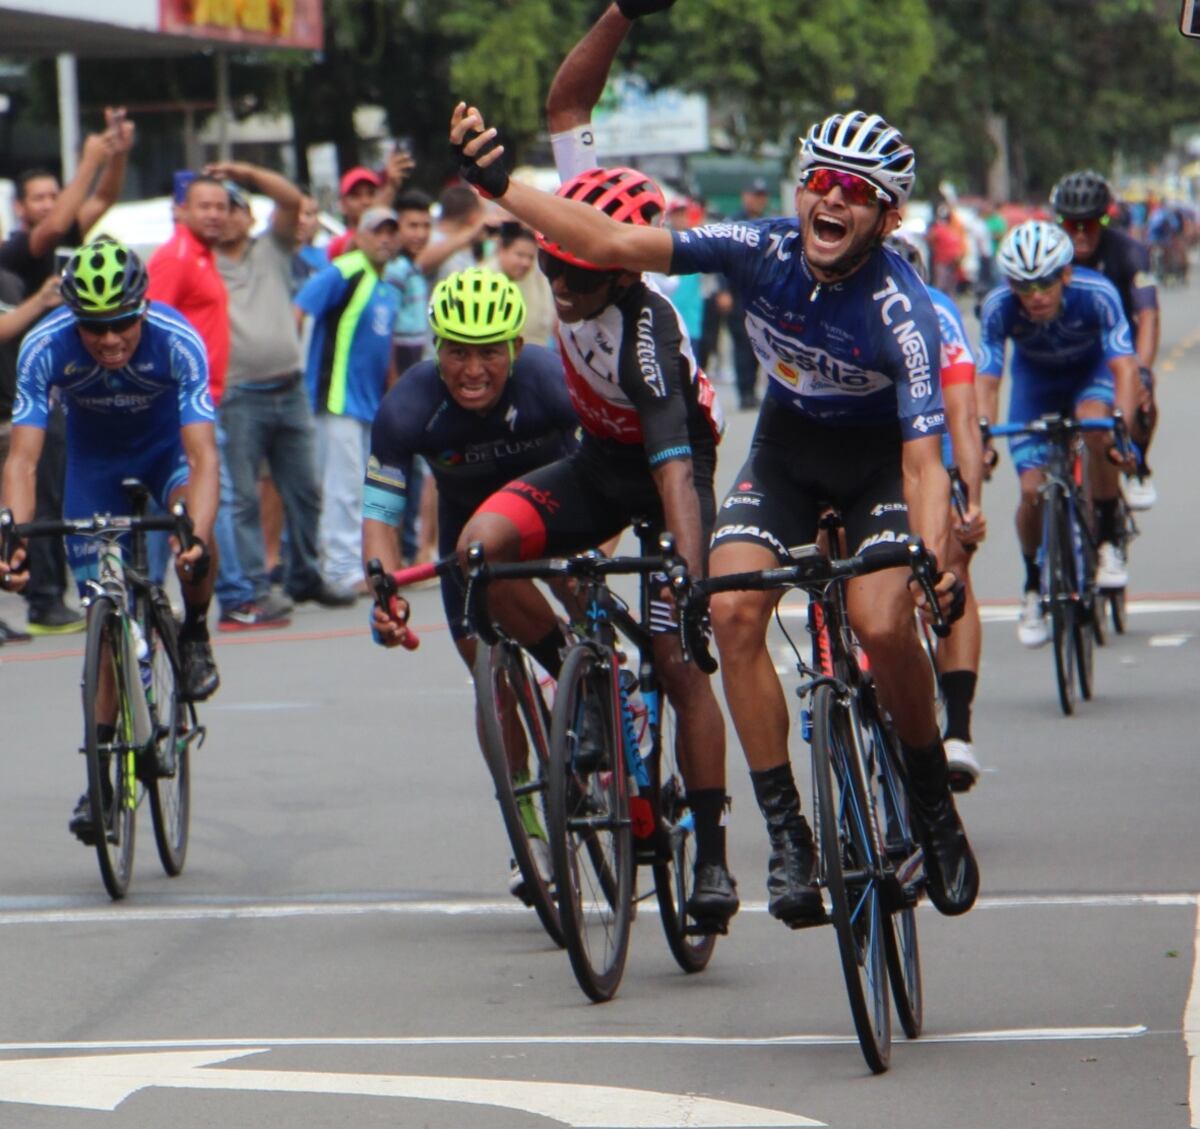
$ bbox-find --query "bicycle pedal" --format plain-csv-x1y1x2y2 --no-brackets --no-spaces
784,911,829,931
686,918,728,937
946,770,975,794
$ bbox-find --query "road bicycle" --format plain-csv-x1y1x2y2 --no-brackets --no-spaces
367,552,565,948
678,523,949,1073
985,414,1125,715
463,527,717,1003
1,480,205,899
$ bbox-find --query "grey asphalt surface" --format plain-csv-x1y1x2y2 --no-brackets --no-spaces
1,277,1197,1128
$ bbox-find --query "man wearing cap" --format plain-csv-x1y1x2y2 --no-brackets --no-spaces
326,150,415,261
295,207,401,598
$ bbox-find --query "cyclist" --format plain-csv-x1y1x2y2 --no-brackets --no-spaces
364,267,580,900
887,232,987,792
0,237,219,840
978,220,1139,647
451,100,976,923
1051,170,1158,509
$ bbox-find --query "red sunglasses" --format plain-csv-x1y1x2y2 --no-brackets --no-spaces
801,167,891,207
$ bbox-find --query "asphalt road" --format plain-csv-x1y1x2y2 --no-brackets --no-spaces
1,276,1197,1128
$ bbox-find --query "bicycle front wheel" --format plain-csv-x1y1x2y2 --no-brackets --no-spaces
1108,587,1126,634
1046,492,1076,716
547,643,633,1003
82,598,137,899
473,641,564,948
146,597,191,876
812,684,891,1073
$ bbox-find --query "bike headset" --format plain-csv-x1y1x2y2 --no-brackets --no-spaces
795,110,917,279
1050,170,1112,221
535,166,666,313
428,266,527,373
996,220,1074,283
60,236,150,321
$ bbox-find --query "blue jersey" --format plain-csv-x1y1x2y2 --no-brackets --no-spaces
977,266,1134,382
13,301,214,456
670,219,945,441
364,344,579,524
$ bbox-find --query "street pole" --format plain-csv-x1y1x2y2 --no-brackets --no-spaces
56,53,80,181
215,51,231,160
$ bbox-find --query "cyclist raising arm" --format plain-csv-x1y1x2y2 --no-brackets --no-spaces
451,102,977,923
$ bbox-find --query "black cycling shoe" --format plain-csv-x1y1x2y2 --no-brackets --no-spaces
686,861,740,934
571,695,609,772
910,790,979,916
68,793,99,846
181,638,220,702
752,765,826,928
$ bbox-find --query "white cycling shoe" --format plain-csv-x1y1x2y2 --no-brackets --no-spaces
1017,591,1050,648
944,738,981,793
1096,542,1129,589
1124,474,1156,512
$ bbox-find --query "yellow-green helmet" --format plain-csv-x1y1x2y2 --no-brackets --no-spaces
429,267,526,345
61,237,149,318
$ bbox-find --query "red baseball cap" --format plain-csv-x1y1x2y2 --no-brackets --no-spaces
339,166,382,197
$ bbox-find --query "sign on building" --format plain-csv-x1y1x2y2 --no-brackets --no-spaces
592,75,708,158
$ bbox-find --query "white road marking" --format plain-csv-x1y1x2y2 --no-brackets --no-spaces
0,891,1193,926
0,1047,822,1126
1185,900,1200,1128
776,598,1200,623
1149,634,1192,647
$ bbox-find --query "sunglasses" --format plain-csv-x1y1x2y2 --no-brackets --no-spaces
1009,270,1065,295
77,311,143,335
1057,215,1108,236
537,249,618,293
801,167,891,207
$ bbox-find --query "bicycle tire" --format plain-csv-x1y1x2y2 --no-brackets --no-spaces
1066,506,1095,702
863,704,922,1040
146,598,190,876
473,642,565,948
82,597,137,899
812,684,891,1073
652,697,716,974
1109,587,1126,634
547,643,633,1003
1045,490,1076,716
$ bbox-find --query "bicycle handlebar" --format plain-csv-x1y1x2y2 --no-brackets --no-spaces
0,504,195,569
363,556,453,651
982,410,1136,465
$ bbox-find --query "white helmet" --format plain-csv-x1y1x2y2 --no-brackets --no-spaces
796,111,916,206
996,220,1074,282
884,232,928,282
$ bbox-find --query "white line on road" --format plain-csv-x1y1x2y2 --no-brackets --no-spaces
1185,900,1200,1128
0,891,1194,926
776,597,1200,623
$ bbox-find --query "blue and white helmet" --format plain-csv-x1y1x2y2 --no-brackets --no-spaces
996,220,1074,282
796,111,916,207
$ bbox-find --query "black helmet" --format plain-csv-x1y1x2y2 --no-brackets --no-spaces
1050,170,1112,220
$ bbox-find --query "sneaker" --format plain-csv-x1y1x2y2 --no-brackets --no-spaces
910,789,979,916
1017,591,1050,648
68,793,99,846
27,602,85,636
508,837,552,905
1096,542,1128,590
686,861,740,934
291,581,357,608
181,638,220,701
218,600,292,632
944,738,981,793
0,618,32,645
1124,473,1156,512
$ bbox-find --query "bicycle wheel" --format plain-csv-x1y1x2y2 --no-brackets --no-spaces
146,598,191,876
547,643,633,1002
1045,493,1076,716
1066,508,1095,702
652,697,717,974
82,597,137,899
811,684,891,1073
1108,587,1126,635
862,703,922,1040
473,641,564,948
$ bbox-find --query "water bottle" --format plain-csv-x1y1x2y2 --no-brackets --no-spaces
121,617,153,746
617,668,651,789
130,619,152,694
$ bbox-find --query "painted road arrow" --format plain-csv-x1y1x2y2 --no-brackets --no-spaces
0,1047,824,1126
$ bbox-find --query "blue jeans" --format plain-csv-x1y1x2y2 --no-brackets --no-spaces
214,421,256,614
220,379,324,600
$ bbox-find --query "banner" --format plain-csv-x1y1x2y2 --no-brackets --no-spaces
159,0,323,49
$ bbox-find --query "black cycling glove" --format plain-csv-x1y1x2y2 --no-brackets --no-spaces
453,128,510,200
616,0,676,17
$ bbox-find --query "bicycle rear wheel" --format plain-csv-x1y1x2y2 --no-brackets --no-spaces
1046,494,1076,716
146,597,191,876
652,698,717,973
812,684,891,1073
548,643,633,1002
473,641,564,948
1108,587,1126,634
82,598,137,900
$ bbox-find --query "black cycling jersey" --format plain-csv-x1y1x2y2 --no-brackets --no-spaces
1077,227,1158,328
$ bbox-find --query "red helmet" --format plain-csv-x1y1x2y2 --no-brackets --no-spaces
536,166,666,270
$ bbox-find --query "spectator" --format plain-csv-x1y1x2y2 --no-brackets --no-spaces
656,202,704,353
927,204,966,294
2,109,134,635
293,193,327,288
325,150,415,261
488,221,556,348
417,184,492,283
148,173,266,627
295,207,401,598
211,162,354,629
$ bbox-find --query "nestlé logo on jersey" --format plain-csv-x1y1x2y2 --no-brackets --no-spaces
687,223,761,248
872,275,932,399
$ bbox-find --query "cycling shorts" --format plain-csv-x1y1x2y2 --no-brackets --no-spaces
711,399,910,561
1007,359,1113,474
64,441,190,589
